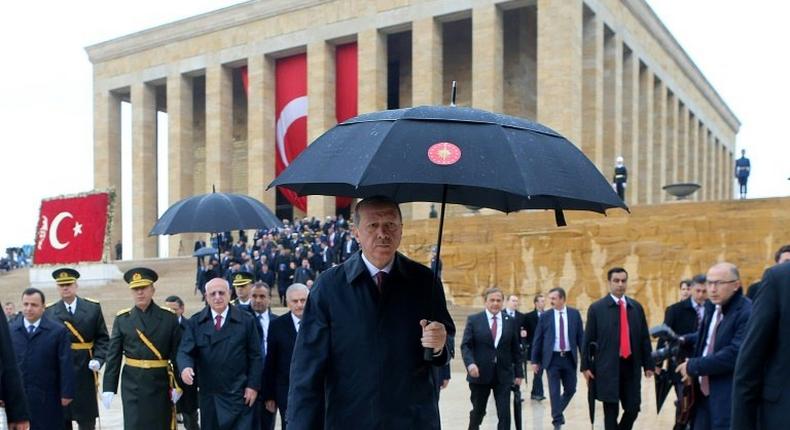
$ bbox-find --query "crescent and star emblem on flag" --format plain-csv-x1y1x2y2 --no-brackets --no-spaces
427,142,462,166
37,211,83,250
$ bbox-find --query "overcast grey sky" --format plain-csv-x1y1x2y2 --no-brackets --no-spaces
1,0,787,253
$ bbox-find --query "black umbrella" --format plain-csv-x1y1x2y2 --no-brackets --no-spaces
149,190,282,236
193,246,219,258
655,369,674,413
587,341,598,426
270,102,627,358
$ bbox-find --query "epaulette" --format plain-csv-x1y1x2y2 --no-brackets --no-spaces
116,308,131,316
83,297,100,304
160,306,175,314
46,302,57,308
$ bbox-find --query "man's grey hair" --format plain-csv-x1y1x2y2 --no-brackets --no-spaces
206,277,231,291
286,283,309,299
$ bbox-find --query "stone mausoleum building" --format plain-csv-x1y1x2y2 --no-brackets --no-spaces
87,0,739,259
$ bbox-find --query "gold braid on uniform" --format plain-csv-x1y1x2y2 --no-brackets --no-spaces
135,328,181,430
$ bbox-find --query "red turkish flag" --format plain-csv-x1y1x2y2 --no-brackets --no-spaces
275,54,308,212
33,192,111,264
335,42,357,210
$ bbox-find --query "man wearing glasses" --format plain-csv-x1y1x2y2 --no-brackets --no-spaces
675,262,752,430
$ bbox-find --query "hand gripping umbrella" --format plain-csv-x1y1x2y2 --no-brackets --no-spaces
270,99,627,359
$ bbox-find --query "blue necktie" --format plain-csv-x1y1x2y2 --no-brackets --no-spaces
27,325,35,334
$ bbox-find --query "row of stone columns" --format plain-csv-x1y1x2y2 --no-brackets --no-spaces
93,1,734,258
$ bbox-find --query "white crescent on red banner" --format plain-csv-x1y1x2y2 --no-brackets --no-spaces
33,192,111,265
275,54,308,212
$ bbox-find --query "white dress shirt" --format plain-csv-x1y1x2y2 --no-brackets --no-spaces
485,309,503,348
360,252,394,279
25,318,41,333
65,298,77,315
291,312,302,333
553,307,571,352
211,307,230,329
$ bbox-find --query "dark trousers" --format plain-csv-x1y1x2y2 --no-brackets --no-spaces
531,366,544,398
254,399,276,430
603,358,640,430
182,409,200,430
692,394,711,430
546,353,577,425
468,382,511,430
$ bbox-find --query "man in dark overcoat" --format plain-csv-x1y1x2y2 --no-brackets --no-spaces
263,283,308,429
676,263,752,430
462,287,523,430
11,288,75,430
581,267,654,430
523,294,546,400
102,268,182,430
0,298,29,429
732,261,790,429
250,282,278,430
45,268,110,430
178,278,262,430
287,196,454,430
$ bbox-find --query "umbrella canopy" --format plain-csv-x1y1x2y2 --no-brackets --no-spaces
193,246,219,258
270,105,627,216
149,191,282,236
655,369,674,413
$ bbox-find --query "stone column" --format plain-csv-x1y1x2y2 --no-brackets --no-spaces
410,16,444,221
727,150,734,199
167,73,194,256
248,55,277,210
667,93,679,184
637,66,653,204
653,79,666,202
205,63,233,193
93,88,123,256
679,104,689,182
537,0,583,145
699,125,709,200
307,41,337,219
603,31,623,175
472,4,503,113
712,138,720,200
621,47,639,204
358,28,387,114
581,10,603,170
689,116,699,200
131,82,158,258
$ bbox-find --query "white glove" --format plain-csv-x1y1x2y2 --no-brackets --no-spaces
88,359,101,371
170,388,182,405
101,392,114,409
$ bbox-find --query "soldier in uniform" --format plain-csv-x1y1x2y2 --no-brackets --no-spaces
230,271,255,312
613,156,628,200
45,268,110,430
101,267,182,430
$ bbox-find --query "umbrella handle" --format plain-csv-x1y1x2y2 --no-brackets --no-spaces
424,185,449,362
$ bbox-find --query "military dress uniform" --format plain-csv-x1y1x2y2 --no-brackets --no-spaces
45,268,110,430
102,268,182,430
230,271,255,313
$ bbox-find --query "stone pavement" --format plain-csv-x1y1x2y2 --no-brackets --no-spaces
94,368,676,429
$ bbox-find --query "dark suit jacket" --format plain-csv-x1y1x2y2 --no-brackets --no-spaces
461,311,523,385
523,309,540,361
11,316,75,430
685,290,751,429
733,263,790,429
263,312,297,409
659,298,701,350
173,316,198,414
287,251,454,430
178,305,263,429
531,307,584,369
0,309,29,423
581,295,653,403
505,309,527,359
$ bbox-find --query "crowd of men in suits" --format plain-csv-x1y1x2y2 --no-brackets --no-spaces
195,216,359,306
460,243,790,430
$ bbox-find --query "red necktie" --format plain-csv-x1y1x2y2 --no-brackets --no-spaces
491,315,498,343
619,299,631,358
559,311,567,351
700,307,722,396
214,315,223,331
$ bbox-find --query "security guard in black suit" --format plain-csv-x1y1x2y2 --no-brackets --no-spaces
45,268,110,430
102,267,182,430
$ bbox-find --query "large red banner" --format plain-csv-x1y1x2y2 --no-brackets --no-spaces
33,192,112,265
275,54,308,212
335,42,357,210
